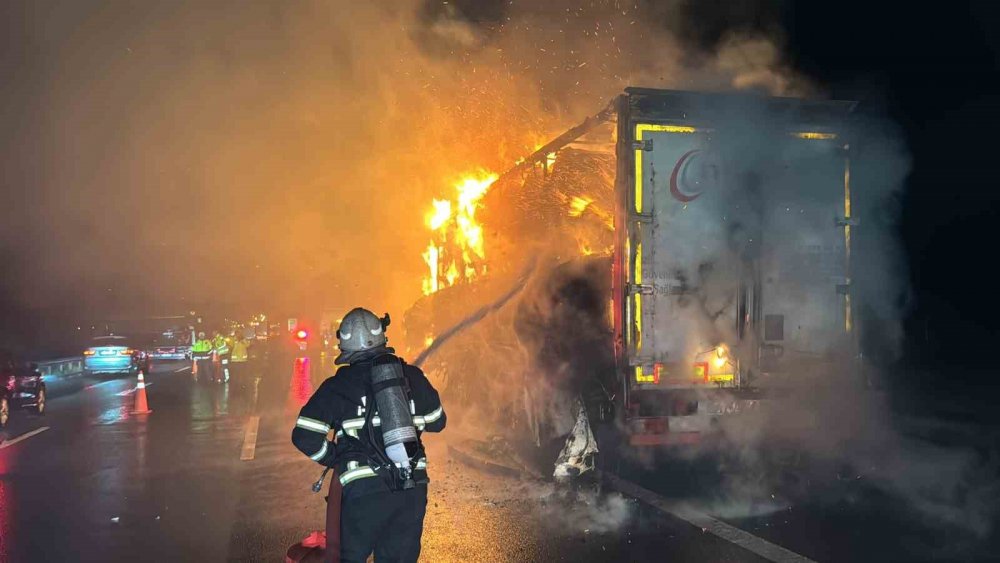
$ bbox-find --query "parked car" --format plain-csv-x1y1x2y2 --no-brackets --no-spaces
146,332,191,361
83,336,148,376
0,359,46,428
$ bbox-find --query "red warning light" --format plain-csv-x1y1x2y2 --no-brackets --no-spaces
295,329,309,340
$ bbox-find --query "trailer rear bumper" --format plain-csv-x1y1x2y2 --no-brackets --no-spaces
628,431,702,447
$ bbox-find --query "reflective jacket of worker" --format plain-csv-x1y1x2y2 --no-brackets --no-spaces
230,337,249,363
191,333,213,357
291,307,445,563
212,333,230,356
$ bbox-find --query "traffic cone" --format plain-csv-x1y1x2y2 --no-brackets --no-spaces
132,370,152,414
192,357,198,376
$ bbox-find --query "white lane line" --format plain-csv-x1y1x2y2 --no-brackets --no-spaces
602,472,816,563
174,366,191,373
240,415,260,461
0,426,51,449
84,381,116,391
116,382,154,396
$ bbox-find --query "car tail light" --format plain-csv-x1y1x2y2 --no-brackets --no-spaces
84,349,96,356
119,349,133,356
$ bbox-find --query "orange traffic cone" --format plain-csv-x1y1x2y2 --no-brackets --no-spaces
192,357,198,377
132,370,152,414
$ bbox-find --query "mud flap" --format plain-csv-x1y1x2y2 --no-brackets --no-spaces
553,397,599,481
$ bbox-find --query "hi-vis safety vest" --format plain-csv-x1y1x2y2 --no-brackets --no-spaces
230,340,249,362
213,336,229,355
192,339,213,353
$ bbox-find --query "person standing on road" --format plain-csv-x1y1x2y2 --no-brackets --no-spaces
292,307,446,563
191,332,214,381
212,331,230,383
229,334,249,380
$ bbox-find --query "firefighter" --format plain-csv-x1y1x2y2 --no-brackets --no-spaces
292,307,445,563
212,331,230,383
191,332,214,381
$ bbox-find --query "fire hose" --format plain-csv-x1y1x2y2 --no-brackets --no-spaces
412,257,538,369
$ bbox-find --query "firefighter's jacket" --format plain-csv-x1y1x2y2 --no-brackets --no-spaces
292,355,446,499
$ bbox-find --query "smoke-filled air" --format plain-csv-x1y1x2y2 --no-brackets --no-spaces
2,1,998,562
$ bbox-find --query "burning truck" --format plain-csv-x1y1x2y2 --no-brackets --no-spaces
402,87,860,478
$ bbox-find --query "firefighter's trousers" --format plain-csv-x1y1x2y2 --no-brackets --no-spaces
340,485,427,563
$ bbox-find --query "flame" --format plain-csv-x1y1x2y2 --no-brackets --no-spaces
445,260,459,286
568,195,593,217
426,200,452,230
566,193,614,230
422,243,440,295
421,171,498,295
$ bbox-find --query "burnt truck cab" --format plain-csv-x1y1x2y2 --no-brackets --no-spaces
611,88,859,446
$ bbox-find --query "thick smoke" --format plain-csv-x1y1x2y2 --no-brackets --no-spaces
0,0,803,353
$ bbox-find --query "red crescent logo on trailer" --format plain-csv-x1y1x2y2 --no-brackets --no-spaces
670,149,704,203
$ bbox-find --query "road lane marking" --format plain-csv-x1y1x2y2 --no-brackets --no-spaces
602,472,816,563
240,415,260,461
174,366,191,373
84,381,116,391
1,426,50,449
116,383,153,396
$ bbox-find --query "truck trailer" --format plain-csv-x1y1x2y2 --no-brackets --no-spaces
609,88,858,448
405,87,862,474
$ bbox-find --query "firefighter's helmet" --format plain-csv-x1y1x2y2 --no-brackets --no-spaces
336,308,389,361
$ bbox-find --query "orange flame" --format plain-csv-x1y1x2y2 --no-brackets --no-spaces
422,171,498,295
568,195,593,217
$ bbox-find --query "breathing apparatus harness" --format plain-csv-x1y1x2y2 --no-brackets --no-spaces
310,353,426,494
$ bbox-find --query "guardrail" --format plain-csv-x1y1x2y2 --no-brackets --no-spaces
35,357,85,379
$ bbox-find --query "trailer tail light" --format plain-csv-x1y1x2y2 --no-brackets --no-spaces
694,362,709,383
84,350,96,356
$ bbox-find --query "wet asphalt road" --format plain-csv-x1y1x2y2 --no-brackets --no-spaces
0,346,771,562
2,346,995,562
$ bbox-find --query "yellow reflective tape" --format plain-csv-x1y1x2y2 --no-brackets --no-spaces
636,124,698,135
634,145,643,214
635,366,655,383
634,242,642,353
792,131,837,140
